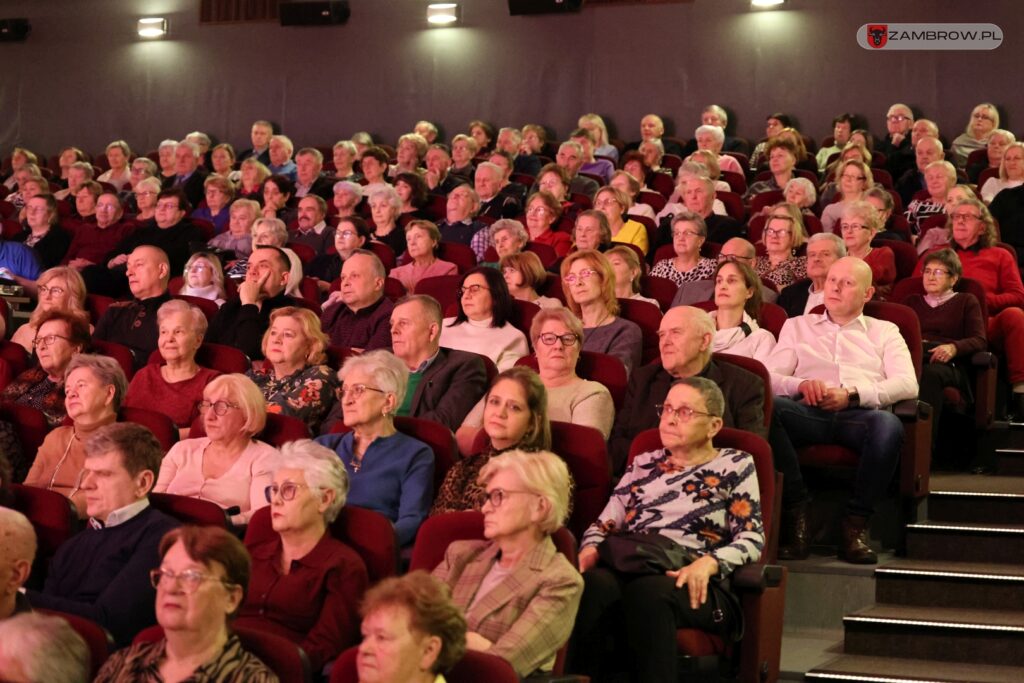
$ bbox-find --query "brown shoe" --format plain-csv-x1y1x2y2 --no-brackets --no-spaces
778,503,810,560
839,515,878,564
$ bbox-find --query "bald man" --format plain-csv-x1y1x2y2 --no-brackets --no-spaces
626,114,686,158
766,258,918,564
0,508,36,619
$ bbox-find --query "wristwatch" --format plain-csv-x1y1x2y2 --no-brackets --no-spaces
847,387,860,408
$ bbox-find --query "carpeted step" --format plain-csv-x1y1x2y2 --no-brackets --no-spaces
995,447,1024,476
842,604,1024,666
875,559,1024,611
905,521,1024,564
927,473,1024,524
806,653,1024,682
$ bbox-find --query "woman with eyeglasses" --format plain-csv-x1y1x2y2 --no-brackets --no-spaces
711,260,776,364
235,440,369,672
95,525,277,682
951,103,1000,169
315,350,434,547
756,203,808,290
307,215,372,293
524,190,572,258
570,378,763,683
24,354,126,517
432,449,583,678
155,374,278,526
11,266,91,352
439,267,529,372
840,200,895,299
915,185,977,255
178,252,227,305
820,160,874,234
130,176,162,222
562,250,643,377
595,186,649,255
649,211,717,287
246,307,338,433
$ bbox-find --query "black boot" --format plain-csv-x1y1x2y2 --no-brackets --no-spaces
839,515,878,564
777,502,809,560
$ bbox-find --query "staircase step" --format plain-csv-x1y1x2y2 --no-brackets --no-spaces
927,473,1024,524
905,521,1024,564
806,654,1024,682
875,559,1024,611
995,447,1024,476
842,604,1024,665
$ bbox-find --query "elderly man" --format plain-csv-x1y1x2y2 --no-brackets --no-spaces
53,161,93,202
627,114,686,158
238,119,274,165
269,134,297,180
657,176,744,248
879,103,916,181
815,113,856,172
0,613,91,682
896,135,945,206
172,140,209,208
691,125,745,176
291,195,335,256
496,126,541,177
207,245,296,360
63,192,136,269
439,183,488,261
0,508,35,619
767,257,918,564
475,161,521,221
294,147,334,200
555,141,600,200
425,144,462,196
94,245,172,369
607,305,766,473
698,104,749,154
321,249,394,350
777,233,846,316
26,422,180,645
487,151,528,204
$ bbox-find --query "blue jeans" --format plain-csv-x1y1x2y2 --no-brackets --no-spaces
772,397,904,518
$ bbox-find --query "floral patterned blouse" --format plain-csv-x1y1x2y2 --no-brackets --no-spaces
247,361,340,433
756,255,807,290
581,447,764,576
650,257,718,287
94,634,278,682
1,366,66,427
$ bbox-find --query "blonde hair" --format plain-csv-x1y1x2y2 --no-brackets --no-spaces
261,306,328,365
29,267,87,327
478,449,571,534
204,374,267,436
560,250,619,317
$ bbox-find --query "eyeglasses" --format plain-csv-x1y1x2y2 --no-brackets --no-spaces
763,228,792,238
134,191,156,197
37,285,65,297
717,253,753,263
457,284,490,297
841,174,867,181
887,115,910,122
197,400,240,416
477,488,538,509
537,332,579,347
594,197,621,209
563,269,598,285
972,113,994,121
840,223,872,232
922,267,952,277
656,403,716,421
673,230,702,240
339,383,386,400
150,568,236,594
264,482,313,502
951,212,982,222
337,230,357,239
33,334,69,348
188,263,211,272
526,206,551,216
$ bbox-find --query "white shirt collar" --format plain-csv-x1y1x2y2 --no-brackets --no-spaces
96,498,150,529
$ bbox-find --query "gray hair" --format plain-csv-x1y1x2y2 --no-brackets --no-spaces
529,306,583,345
64,353,128,411
478,450,570,535
135,176,162,195
338,349,410,411
784,177,817,205
368,186,402,214
157,298,208,340
475,161,502,181
106,139,132,157
677,161,710,180
177,140,201,159
271,134,294,156
68,161,94,180
296,147,324,165
333,139,358,156
841,200,882,232
490,219,528,246
0,613,90,683
252,217,289,246
671,210,708,238
671,376,725,418
808,231,848,256
186,131,211,148
276,440,350,523
703,104,729,128
499,126,522,144
158,138,179,151
333,180,363,200
351,131,374,146
558,140,584,157
695,124,725,145
132,157,158,176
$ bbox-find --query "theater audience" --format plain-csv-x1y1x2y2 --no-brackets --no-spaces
18,194,71,271
63,192,136,272
967,128,1014,185
10,266,89,352
656,175,743,248
129,176,162,222
475,161,521,220
238,158,271,201
501,251,561,309
951,102,999,168
192,174,234,234
332,180,363,219
609,169,656,222
840,200,896,299
651,211,717,287
905,160,957,237
179,252,227,305
308,215,372,288
395,171,432,222
316,350,433,546
368,185,407,259
784,177,818,213
579,112,619,162
239,119,273,165
95,525,276,681
268,135,297,181
488,218,529,264
390,219,458,292
596,186,648,255
607,245,659,307
438,184,487,262
777,233,847,317
757,203,808,290
744,137,799,200
897,135,945,209
0,612,90,683
261,174,296,224
439,266,529,372
573,209,612,252
28,422,180,645
321,250,394,351
980,140,1024,204
748,112,792,169
291,195,335,257
821,159,874,233
0,507,35,619
524,190,572,258
710,260,776,363
172,140,210,208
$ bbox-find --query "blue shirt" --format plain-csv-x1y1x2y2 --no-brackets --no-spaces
315,430,434,546
0,240,41,280
270,160,297,181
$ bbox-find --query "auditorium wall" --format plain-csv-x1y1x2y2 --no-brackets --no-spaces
0,0,1019,157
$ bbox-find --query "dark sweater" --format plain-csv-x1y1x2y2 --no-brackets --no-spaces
27,504,180,646
902,293,987,357
206,291,297,361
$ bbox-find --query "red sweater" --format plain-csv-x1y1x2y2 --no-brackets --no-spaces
916,245,1024,313
123,364,220,427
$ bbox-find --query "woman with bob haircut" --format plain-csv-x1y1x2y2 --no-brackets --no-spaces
236,439,369,671
606,244,659,307
578,112,618,162
97,139,132,192
649,211,717,288
840,200,896,299
757,202,809,290
500,251,560,309
192,174,236,235
390,219,457,292
951,102,1000,169
595,186,649,255
95,525,276,682
155,373,278,526
246,306,339,433
433,449,583,678
208,198,259,258
238,158,271,202
355,571,467,683
524,190,572,258
11,265,90,352
573,209,613,253
316,350,434,546
487,219,529,265
439,266,529,372
367,185,407,260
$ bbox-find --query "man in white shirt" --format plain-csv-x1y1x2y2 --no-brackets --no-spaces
767,257,918,564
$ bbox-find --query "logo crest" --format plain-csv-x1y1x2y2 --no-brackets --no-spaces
866,24,888,48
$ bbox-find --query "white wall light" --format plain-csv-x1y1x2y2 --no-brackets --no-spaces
137,17,168,39
751,0,785,7
427,3,460,26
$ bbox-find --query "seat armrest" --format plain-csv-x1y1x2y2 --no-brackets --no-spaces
894,398,930,420
971,351,997,368
731,563,784,593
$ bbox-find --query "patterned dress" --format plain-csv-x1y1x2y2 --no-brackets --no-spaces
247,361,340,433
94,634,279,682
649,257,718,287
756,255,807,290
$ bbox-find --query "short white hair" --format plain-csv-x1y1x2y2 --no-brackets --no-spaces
0,613,90,683
695,124,725,145
338,349,409,409
276,440,350,523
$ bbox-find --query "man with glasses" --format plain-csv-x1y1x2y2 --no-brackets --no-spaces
25,422,180,645
607,305,766,473
777,233,847,317
879,103,916,181
321,250,393,351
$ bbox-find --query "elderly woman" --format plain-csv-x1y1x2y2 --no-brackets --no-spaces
156,374,278,526
744,137,799,201
450,134,479,179
784,177,818,214
308,215,372,289
572,378,763,683
525,190,571,258
562,250,643,377
359,146,391,192
23,354,125,516
573,209,612,252
368,185,407,259
579,112,618,162
433,449,583,678
208,198,259,257
621,152,653,192
394,172,431,223
96,140,132,191
179,252,227,304
131,176,162,221
900,249,987,449
246,306,338,433
332,180,363,219
638,139,667,176
95,526,276,681
951,103,1000,168
757,202,809,289
75,180,102,222
607,244,659,307
391,219,457,292
906,160,957,237
536,163,578,214
355,572,466,683
261,174,295,223
392,134,427,178
157,139,179,185
124,300,220,433
236,440,369,671
821,160,874,233
650,211,717,287
440,267,530,372
980,141,1024,204
841,200,896,298
332,140,360,182
238,158,271,201
595,186,649,255
918,198,1024,417
488,218,529,265
315,350,434,546
191,174,235,234
19,194,71,270
501,251,561,309
915,185,978,255
609,170,655,221
712,260,777,363
11,266,89,352
967,128,1015,185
